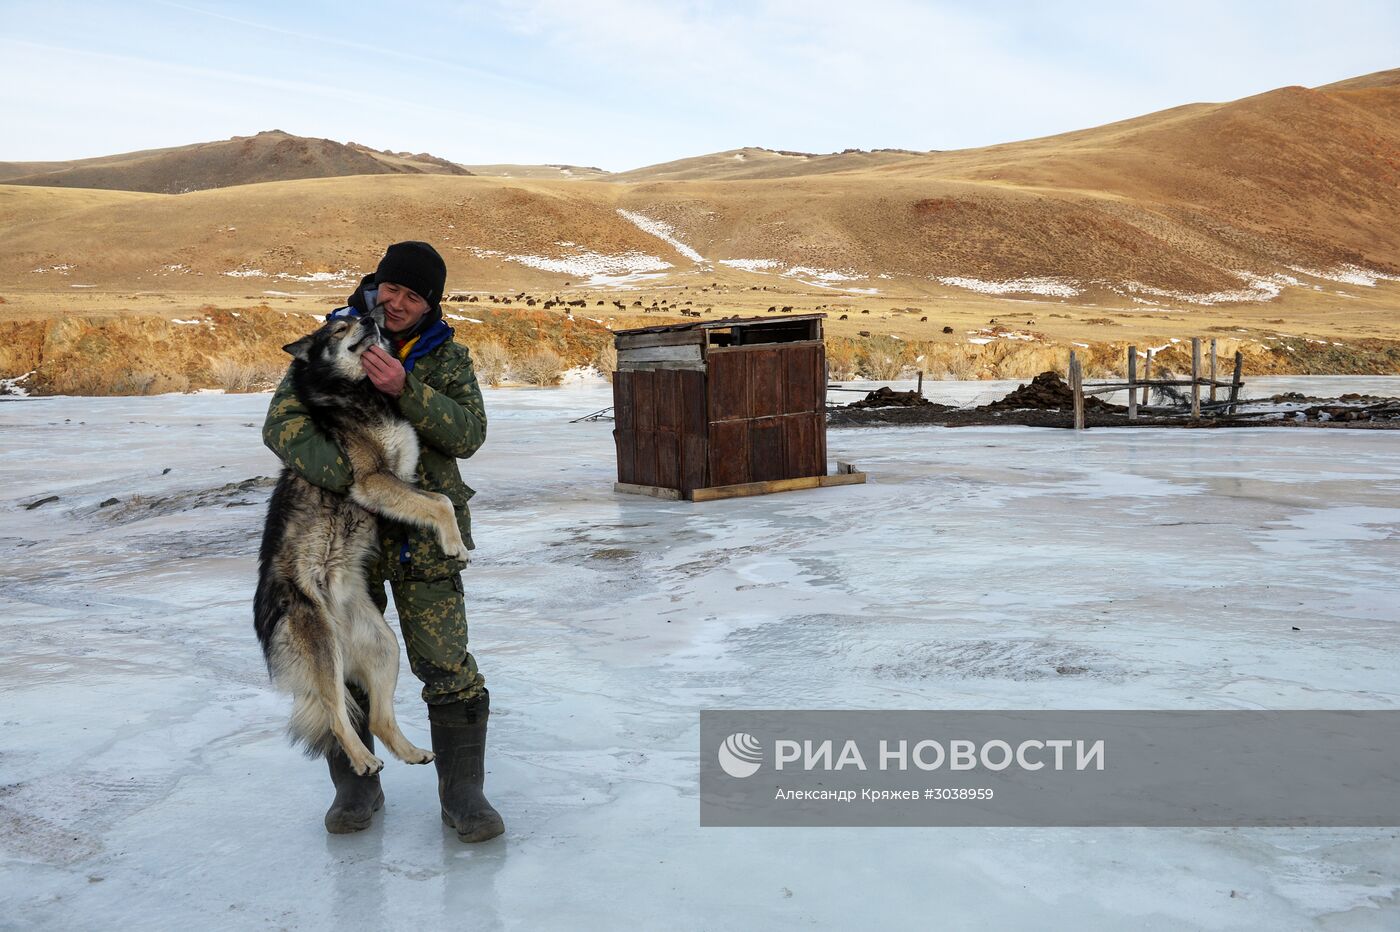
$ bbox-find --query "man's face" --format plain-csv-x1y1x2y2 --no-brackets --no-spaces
378,281,430,333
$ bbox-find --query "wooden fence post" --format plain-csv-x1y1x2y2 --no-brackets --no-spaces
1229,351,1243,413
917,370,924,397
1127,345,1138,421
1069,351,1085,430
1209,339,1218,403
1191,337,1201,420
1141,350,1152,407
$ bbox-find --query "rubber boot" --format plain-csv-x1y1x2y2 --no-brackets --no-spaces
324,695,384,834
429,690,505,843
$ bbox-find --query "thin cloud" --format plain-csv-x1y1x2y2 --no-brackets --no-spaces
2,0,1396,166
146,0,553,95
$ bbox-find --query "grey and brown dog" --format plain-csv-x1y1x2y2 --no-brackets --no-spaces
254,309,468,776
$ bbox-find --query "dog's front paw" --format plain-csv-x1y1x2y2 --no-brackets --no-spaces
405,747,435,765
352,754,385,777
438,532,470,563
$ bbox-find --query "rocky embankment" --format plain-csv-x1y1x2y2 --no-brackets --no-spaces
4,303,1400,396
0,304,622,395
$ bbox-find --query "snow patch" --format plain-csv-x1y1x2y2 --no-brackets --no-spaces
1116,271,1295,306
584,271,670,288
717,258,876,291
0,370,35,397
783,266,878,292
938,276,1080,298
559,365,608,384
1287,264,1400,287
616,209,705,263
719,258,780,272
967,327,1038,344
930,268,1384,305
30,264,74,274
277,270,357,284
470,245,671,286
223,268,356,283
787,266,859,283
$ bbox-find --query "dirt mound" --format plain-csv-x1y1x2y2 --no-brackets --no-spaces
845,386,945,409
981,371,1122,412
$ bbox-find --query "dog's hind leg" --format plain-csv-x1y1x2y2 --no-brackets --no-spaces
346,592,434,765
299,622,384,777
323,666,385,776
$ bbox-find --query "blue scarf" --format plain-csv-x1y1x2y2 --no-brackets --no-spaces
326,295,453,373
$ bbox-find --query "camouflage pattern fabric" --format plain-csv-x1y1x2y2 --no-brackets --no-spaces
261,335,488,702
367,574,484,705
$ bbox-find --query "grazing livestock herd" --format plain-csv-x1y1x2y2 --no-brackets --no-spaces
441,289,955,337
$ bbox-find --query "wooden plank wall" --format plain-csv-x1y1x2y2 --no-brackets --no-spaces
706,342,826,486
613,369,707,493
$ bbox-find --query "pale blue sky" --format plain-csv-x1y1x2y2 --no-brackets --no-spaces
2,0,1396,170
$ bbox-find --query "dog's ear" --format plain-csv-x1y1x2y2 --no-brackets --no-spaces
367,304,387,327
282,335,314,361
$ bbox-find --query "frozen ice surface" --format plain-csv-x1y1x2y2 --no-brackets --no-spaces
3,383,1399,930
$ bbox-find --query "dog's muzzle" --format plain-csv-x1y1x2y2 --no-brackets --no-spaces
349,316,382,353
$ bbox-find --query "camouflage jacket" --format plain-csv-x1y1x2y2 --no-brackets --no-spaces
262,336,487,581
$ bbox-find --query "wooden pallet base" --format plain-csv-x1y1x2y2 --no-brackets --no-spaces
615,463,867,502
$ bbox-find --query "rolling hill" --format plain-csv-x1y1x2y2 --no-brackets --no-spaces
0,130,472,193
3,69,1400,391
606,147,926,182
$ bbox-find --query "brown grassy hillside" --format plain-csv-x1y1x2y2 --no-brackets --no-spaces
608,147,925,182
0,130,471,193
3,70,1399,392
460,163,611,179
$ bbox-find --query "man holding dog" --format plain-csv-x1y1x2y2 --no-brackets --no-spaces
263,241,504,842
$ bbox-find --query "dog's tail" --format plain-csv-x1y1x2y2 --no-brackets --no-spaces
254,471,298,660
253,573,291,667
288,686,367,760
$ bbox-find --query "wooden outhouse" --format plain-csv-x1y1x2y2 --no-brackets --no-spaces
611,314,864,501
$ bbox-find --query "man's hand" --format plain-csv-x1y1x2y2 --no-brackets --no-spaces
362,346,407,397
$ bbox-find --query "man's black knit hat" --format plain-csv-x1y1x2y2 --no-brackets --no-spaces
373,241,447,312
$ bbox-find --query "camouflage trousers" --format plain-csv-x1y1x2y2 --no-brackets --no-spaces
368,573,485,706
